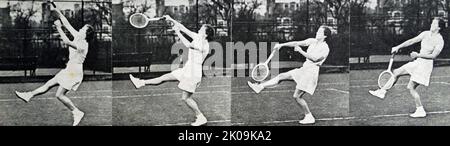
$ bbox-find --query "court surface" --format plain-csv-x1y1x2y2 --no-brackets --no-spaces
112,76,231,126
0,80,112,126
350,66,450,126
232,73,350,126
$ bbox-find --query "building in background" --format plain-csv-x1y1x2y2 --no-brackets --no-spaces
0,3,12,28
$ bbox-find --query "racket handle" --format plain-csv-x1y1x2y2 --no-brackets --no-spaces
387,54,395,70
49,1,57,8
148,17,165,21
265,50,277,64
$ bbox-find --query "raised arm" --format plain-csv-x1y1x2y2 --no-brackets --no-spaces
392,32,425,53
55,21,78,50
174,26,193,49
50,2,78,35
164,15,198,38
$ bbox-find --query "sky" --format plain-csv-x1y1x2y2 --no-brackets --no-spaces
0,0,103,24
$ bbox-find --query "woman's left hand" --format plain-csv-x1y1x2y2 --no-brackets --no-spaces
410,51,419,59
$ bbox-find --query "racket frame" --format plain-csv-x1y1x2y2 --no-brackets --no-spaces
129,13,165,28
251,49,277,82
378,53,396,89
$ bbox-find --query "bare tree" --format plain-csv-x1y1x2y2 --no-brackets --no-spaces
323,0,350,32
234,0,262,21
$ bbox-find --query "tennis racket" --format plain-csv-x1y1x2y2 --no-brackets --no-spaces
378,53,396,89
251,49,277,82
47,0,62,21
129,13,166,28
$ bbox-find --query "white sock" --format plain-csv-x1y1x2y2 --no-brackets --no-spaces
417,106,424,111
72,108,80,114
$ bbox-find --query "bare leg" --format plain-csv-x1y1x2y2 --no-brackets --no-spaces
181,91,203,116
293,90,310,114
30,77,59,97
143,73,177,85
260,73,292,88
407,81,422,108
381,67,409,90
55,86,78,111
293,89,315,124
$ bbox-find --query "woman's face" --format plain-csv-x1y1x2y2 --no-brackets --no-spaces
199,25,207,36
77,25,88,40
315,27,326,39
430,19,440,32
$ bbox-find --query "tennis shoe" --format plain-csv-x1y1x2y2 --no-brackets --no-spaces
247,81,263,94
191,114,207,126
72,109,85,126
410,107,426,118
299,113,315,124
15,91,32,103
369,89,386,99
130,74,145,89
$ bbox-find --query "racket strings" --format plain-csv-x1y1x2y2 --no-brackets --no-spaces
130,14,147,28
252,65,269,81
378,72,394,88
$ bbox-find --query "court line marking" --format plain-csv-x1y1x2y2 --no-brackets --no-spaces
231,110,450,125
232,82,348,89
0,89,112,96
351,75,450,83
113,84,231,92
232,88,349,95
154,119,231,126
0,95,112,102
350,81,450,88
113,91,229,99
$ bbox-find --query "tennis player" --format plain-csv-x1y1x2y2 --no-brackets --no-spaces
248,26,331,124
369,18,445,118
129,15,214,126
15,7,94,126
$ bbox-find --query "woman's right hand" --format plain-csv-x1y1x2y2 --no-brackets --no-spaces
163,15,174,22
54,20,62,27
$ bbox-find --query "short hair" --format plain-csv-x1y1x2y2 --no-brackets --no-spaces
85,24,95,41
204,25,215,41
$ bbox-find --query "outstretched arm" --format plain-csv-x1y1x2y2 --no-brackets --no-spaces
274,38,314,50
392,32,425,53
174,27,193,49
164,15,198,39
50,1,78,35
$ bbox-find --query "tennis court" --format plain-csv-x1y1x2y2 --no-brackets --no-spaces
231,73,349,126
350,65,450,126
112,76,231,126
0,80,112,126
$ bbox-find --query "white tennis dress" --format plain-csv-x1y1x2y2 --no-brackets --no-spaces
55,40,88,91
400,31,443,86
286,38,330,95
171,38,210,93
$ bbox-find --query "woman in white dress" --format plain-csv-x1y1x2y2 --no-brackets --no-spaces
369,18,445,118
248,26,332,124
129,15,215,126
15,7,94,126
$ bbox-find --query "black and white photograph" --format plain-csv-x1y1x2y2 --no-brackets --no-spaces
350,0,450,126
2,0,450,133
231,0,350,126
111,0,231,126
0,0,112,126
